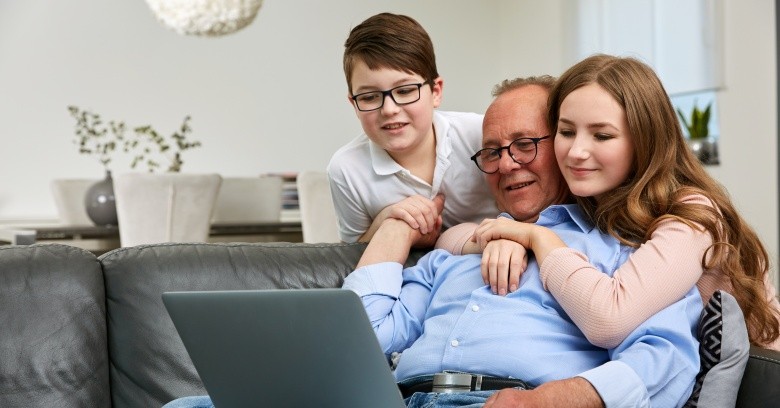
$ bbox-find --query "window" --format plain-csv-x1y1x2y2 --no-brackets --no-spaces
569,0,722,164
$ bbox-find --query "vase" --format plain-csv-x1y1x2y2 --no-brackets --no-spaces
687,137,720,165
85,170,118,226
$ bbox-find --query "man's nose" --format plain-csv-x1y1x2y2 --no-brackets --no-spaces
498,149,521,173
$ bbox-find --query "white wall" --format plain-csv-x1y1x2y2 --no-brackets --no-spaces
0,0,507,220
1,0,778,286
706,0,778,285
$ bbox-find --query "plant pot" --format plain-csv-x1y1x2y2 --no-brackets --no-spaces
687,137,720,165
84,171,118,226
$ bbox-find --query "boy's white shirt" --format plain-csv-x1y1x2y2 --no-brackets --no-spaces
327,110,499,243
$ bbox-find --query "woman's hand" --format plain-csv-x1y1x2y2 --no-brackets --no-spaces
473,217,535,249
481,239,528,295
472,217,566,279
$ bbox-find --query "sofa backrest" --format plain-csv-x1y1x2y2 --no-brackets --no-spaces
99,242,373,408
3,241,777,407
0,244,109,408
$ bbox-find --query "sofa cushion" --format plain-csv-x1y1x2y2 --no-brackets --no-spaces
99,242,372,408
685,290,749,407
0,244,109,408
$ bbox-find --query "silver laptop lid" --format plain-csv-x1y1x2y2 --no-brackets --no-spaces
162,289,406,408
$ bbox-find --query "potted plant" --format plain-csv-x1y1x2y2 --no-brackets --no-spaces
676,102,719,165
67,106,201,174
66,106,125,226
676,102,711,140
66,106,206,227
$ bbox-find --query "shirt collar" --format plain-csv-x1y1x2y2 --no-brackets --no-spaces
500,204,595,233
369,142,399,175
368,111,449,176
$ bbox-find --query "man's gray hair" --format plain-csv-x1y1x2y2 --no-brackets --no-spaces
491,75,556,97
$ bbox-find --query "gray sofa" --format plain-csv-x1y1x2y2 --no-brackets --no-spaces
1,242,778,407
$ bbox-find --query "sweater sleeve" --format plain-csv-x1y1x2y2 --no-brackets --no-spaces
539,199,712,349
434,222,478,255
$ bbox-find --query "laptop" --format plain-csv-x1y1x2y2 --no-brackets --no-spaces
162,289,406,408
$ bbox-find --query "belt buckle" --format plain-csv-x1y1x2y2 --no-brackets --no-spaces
432,372,483,393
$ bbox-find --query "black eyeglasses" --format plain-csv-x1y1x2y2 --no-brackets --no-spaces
351,81,429,112
470,136,551,174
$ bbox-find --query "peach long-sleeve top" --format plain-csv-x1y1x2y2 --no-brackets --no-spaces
435,196,780,351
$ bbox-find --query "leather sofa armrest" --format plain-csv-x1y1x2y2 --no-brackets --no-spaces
735,346,780,407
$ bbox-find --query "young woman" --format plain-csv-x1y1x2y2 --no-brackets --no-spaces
471,54,780,351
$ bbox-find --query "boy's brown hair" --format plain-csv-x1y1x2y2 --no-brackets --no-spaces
343,13,439,94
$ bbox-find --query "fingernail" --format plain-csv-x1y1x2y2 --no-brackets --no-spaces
510,284,517,292
499,288,506,296
491,285,497,294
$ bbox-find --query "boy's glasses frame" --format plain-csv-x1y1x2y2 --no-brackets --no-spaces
470,136,551,174
351,81,429,112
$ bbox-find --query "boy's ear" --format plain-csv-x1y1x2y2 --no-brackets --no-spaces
347,93,357,109
431,77,444,108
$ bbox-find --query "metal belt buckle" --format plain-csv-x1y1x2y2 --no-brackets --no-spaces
432,372,481,393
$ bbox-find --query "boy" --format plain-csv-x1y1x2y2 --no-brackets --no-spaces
327,12,498,243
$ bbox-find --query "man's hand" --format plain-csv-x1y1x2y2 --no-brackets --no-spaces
481,239,527,295
483,377,604,408
355,215,440,268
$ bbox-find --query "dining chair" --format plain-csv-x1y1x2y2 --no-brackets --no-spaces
211,176,283,223
114,173,222,247
50,178,98,225
296,171,340,243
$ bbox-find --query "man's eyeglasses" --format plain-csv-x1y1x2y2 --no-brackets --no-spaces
470,136,551,174
351,81,429,112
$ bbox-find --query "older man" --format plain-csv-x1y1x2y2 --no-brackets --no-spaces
343,77,701,408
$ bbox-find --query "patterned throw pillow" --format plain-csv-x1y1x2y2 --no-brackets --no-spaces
684,290,750,407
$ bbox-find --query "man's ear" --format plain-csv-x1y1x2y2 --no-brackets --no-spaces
431,77,444,108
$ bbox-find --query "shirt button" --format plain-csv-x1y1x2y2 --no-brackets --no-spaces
471,305,480,312
451,339,459,347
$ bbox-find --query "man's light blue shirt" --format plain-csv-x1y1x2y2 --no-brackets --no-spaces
342,204,702,408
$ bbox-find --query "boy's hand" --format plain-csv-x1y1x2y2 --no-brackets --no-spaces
385,194,444,236
359,195,445,243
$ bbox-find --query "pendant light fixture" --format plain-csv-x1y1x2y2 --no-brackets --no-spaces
145,0,264,37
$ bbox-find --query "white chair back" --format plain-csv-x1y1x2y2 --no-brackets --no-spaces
114,173,222,247
50,178,97,225
211,176,283,223
296,171,340,243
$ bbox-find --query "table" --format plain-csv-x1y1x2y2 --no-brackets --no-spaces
0,222,303,254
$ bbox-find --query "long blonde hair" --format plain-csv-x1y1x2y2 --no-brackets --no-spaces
548,54,779,346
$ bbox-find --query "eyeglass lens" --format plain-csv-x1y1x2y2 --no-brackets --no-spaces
471,137,546,174
353,84,422,111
